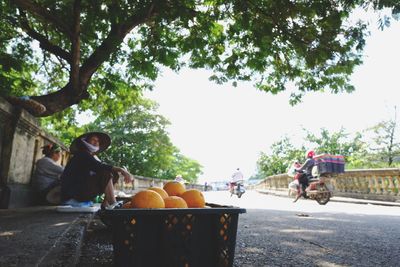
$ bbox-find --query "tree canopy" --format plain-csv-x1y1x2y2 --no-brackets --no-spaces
256,136,305,177
256,123,400,178
42,96,203,182
86,98,203,181
256,129,365,178
1,0,399,116
366,107,400,167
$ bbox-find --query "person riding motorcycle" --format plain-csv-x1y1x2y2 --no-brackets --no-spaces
294,150,316,202
229,168,244,192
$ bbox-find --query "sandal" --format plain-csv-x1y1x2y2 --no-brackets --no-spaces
102,201,123,210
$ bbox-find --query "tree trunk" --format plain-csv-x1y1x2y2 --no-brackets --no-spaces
30,83,88,117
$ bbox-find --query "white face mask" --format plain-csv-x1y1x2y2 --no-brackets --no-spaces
81,138,100,153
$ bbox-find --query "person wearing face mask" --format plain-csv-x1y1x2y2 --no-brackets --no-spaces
60,132,134,209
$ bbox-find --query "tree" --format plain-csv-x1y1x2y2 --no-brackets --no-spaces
84,97,203,180
256,136,305,177
1,1,399,116
162,153,203,183
367,106,400,167
41,95,203,181
304,128,365,158
256,128,370,177
304,127,370,169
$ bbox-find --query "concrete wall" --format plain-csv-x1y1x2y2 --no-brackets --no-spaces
0,97,68,208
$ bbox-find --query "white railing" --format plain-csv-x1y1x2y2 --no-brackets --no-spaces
251,169,400,202
115,175,207,194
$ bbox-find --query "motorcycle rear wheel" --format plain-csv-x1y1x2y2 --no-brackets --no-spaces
315,184,330,205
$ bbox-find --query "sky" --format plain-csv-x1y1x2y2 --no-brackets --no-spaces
143,13,400,184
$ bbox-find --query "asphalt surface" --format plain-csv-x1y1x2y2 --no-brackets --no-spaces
0,206,93,267
234,209,400,267
1,191,400,266
77,191,400,267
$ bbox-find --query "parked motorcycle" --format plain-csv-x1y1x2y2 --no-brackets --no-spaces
230,181,245,198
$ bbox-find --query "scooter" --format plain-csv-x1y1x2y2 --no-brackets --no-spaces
230,180,245,198
290,167,333,205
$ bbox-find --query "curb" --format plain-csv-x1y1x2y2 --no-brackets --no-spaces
255,189,400,207
35,213,95,267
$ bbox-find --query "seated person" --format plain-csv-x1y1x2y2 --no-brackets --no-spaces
60,132,133,209
294,150,315,201
32,144,64,205
288,161,301,194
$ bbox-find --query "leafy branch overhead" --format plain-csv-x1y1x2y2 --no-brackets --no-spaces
0,0,399,116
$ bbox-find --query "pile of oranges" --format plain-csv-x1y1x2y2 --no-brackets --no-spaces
122,181,206,209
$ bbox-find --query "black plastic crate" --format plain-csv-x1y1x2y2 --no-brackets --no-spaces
314,154,345,175
99,203,246,267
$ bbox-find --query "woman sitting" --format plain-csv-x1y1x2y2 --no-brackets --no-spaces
60,132,133,209
32,144,64,205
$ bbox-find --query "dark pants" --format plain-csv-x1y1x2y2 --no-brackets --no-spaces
298,173,310,192
38,181,61,205
75,170,118,202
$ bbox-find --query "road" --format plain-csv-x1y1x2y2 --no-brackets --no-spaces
210,190,400,267
79,191,400,267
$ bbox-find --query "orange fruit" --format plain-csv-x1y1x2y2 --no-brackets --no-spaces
122,201,132,208
131,190,165,208
147,187,169,199
181,189,205,208
164,196,188,208
163,181,186,196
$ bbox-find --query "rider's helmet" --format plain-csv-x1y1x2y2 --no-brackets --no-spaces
305,150,315,159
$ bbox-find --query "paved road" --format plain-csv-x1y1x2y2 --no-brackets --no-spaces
207,191,400,267
79,191,400,266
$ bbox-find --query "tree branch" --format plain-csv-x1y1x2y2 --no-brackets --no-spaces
71,0,81,93
11,0,72,37
18,11,72,63
79,3,157,88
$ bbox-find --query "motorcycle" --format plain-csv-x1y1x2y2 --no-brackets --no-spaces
289,165,333,205
230,180,245,198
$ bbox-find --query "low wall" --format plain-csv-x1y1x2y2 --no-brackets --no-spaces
251,169,400,202
115,175,207,193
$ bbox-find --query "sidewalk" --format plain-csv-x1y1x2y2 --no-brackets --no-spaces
256,189,400,207
0,206,94,267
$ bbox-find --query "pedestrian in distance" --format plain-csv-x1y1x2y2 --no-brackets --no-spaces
175,174,186,184
230,168,244,192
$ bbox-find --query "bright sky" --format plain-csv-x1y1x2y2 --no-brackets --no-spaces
144,13,400,184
